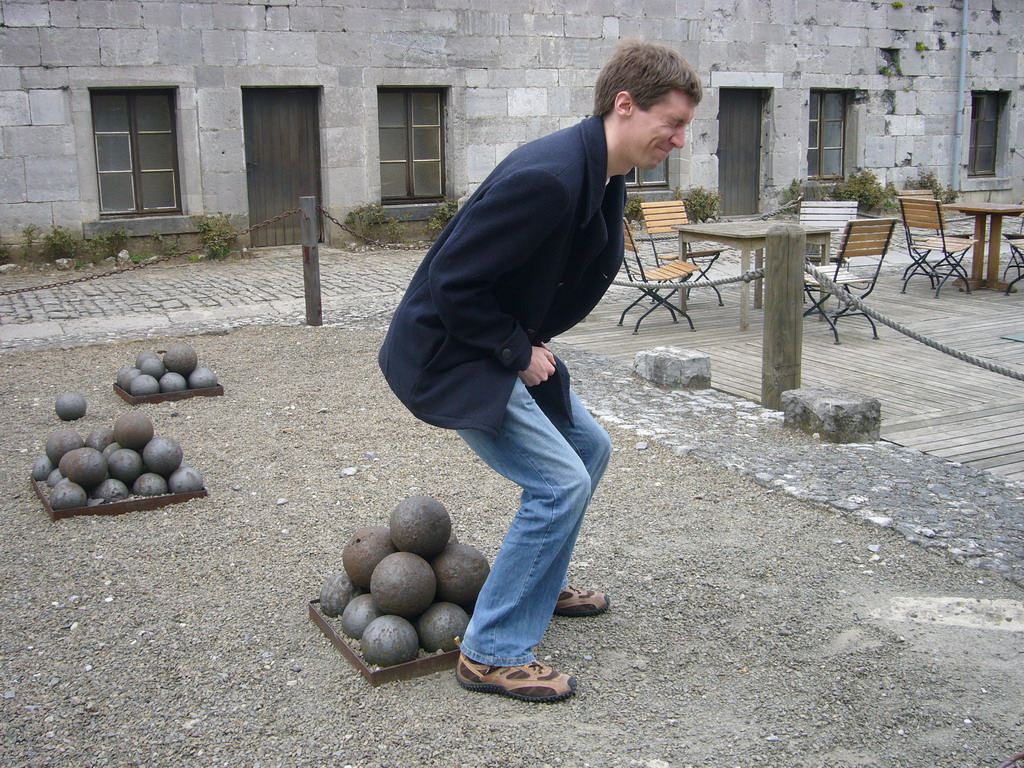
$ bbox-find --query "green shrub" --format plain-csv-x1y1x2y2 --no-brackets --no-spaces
906,170,958,204
42,226,88,263
344,203,403,243
426,198,460,237
829,170,897,213
677,186,722,223
624,194,644,224
89,227,129,262
192,214,239,259
779,179,804,207
0,243,11,265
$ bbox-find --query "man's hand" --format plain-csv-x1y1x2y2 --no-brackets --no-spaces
518,344,556,387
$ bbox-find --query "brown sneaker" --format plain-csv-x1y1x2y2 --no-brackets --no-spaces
455,653,576,703
554,586,610,617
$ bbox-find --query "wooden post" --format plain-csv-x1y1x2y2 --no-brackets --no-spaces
761,223,805,410
300,196,323,327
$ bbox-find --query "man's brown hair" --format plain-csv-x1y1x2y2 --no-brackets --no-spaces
593,39,703,117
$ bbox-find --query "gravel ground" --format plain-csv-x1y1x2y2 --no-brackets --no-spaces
2,324,1023,768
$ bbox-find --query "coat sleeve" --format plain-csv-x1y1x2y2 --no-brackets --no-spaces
426,167,573,372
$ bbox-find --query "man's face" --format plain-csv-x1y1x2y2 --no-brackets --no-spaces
620,89,697,171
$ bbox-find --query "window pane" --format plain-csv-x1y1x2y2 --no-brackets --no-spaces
807,150,820,178
135,93,172,131
96,134,132,172
974,146,995,175
93,93,129,132
378,92,406,128
137,133,175,170
412,92,439,125
983,95,998,120
823,92,844,120
140,171,176,209
412,127,440,160
99,173,135,213
625,168,637,184
642,163,667,185
823,121,843,148
808,93,819,120
413,160,441,197
822,149,842,177
808,120,819,148
977,119,996,147
380,163,407,198
379,127,407,162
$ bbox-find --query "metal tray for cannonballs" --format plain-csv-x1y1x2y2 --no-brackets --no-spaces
31,478,208,522
308,599,460,687
113,383,224,406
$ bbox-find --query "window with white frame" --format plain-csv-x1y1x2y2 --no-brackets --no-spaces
808,90,847,180
378,88,445,202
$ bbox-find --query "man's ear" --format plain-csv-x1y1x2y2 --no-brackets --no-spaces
613,91,634,117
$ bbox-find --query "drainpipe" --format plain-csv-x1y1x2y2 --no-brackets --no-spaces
951,0,968,191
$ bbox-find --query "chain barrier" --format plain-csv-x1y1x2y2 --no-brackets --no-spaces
316,205,425,251
0,208,301,297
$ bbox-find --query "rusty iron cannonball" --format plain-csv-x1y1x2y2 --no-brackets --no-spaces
389,495,452,559
342,525,397,590
45,429,84,466
49,480,88,511
163,343,199,376
430,542,490,611
129,374,160,397
318,571,362,617
107,448,144,486
168,465,204,494
113,412,154,451
101,442,122,461
369,552,436,619
133,472,168,497
159,372,188,393
55,392,87,421
142,436,183,477
91,478,129,503
138,355,165,380
58,447,108,490
46,468,64,488
360,615,420,668
85,427,115,453
188,367,218,389
116,366,141,391
31,456,54,482
341,593,383,639
135,350,161,370
415,602,470,653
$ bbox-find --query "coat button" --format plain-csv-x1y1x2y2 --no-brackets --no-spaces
500,349,512,362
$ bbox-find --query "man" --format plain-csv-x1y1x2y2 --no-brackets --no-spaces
379,39,703,702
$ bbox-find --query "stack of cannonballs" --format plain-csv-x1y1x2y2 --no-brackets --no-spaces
115,343,218,397
31,410,205,512
319,496,490,668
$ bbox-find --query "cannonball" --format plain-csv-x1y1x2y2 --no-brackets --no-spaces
389,495,452,559
431,543,490,610
31,456,54,482
341,594,384,639
101,442,122,461
159,372,188,393
45,429,84,465
168,465,204,494
360,615,420,668
129,374,160,397
46,468,64,487
91,478,129,503
113,412,154,450
133,472,168,496
369,552,436,619
55,392,87,421
416,602,470,653
163,343,198,376
342,526,397,590
85,427,115,452
319,572,362,618
107,448,144,485
135,350,161,370
58,447,107,490
49,480,87,511
116,365,142,391
188,367,218,389
138,355,166,380
142,436,183,477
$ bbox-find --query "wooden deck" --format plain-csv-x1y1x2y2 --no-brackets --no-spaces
557,262,1024,483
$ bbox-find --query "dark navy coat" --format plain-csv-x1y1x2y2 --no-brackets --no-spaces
378,115,626,436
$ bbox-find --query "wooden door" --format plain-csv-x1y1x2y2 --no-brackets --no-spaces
242,88,322,246
718,89,764,217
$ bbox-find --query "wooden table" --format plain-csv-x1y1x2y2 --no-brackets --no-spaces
677,221,834,331
944,202,1024,292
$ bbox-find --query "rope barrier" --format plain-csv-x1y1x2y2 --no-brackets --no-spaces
611,269,765,291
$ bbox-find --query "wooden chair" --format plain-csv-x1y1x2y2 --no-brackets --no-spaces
898,196,976,298
798,199,859,262
803,218,897,344
618,220,699,334
638,200,724,305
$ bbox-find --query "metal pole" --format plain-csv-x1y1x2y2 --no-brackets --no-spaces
300,196,323,327
761,223,806,410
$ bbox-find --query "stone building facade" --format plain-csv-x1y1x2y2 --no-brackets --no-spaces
0,0,1020,248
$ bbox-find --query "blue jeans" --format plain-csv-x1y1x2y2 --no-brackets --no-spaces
456,378,612,666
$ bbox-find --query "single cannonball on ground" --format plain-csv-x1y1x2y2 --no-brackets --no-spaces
45,429,84,465
138,355,165,380
431,542,490,611
116,365,141,391
49,480,87,511
113,412,154,450
58,447,107,490
188,367,218,389
369,552,436,618
342,526,397,589
168,466,204,493
163,343,198,376
360,615,419,667
142,436,183,477
107,448,144,485
133,472,168,496
416,602,470,653
341,594,384,640
389,496,452,559
129,374,160,397
55,392,87,421
46,468,64,487
85,427,115,452
319,572,362,617
31,456,54,482
91,478,129,503
159,372,188,393
135,350,161,370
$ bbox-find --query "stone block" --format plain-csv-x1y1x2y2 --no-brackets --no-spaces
632,347,711,390
29,90,68,126
781,386,881,443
